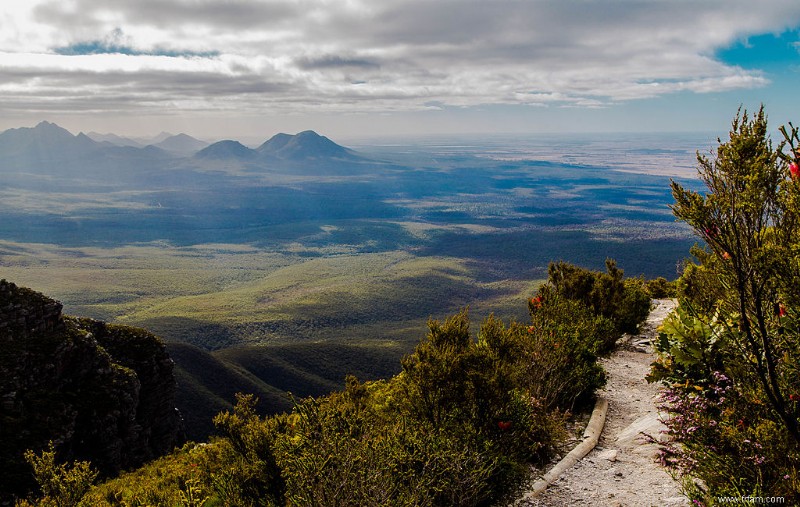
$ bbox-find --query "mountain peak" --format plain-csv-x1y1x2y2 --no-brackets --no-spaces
257,130,354,161
32,121,75,137
153,133,209,156
194,140,255,160
0,121,99,164
35,120,59,129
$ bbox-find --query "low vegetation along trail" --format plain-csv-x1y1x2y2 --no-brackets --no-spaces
519,299,688,507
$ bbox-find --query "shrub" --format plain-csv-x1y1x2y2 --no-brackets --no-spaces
653,107,800,503
277,386,500,506
397,310,565,502
645,276,678,298
211,393,286,506
78,442,220,506
17,442,97,507
546,259,651,336
524,289,610,409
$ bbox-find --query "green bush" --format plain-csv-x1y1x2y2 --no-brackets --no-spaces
397,310,564,502
523,290,610,410
276,384,501,506
644,276,678,298
653,316,799,503
16,442,97,507
211,393,286,506
78,442,220,506
546,259,651,337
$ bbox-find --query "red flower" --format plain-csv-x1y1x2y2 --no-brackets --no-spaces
722,252,731,260
790,394,800,402
497,420,512,431
780,306,787,317
790,161,800,179
527,325,535,334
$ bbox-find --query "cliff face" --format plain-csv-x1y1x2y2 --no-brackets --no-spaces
0,280,183,501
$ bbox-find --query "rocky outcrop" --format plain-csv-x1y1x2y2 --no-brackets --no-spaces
0,280,183,502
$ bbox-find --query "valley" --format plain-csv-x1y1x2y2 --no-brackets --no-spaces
0,122,705,437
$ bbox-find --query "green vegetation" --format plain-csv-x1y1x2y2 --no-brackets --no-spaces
17,260,649,506
0,244,535,348
644,276,678,299
170,340,409,440
3,131,696,504
2,244,541,440
546,258,651,338
16,443,98,507
649,107,800,504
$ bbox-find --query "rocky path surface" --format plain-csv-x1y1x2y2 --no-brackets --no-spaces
518,299,689,507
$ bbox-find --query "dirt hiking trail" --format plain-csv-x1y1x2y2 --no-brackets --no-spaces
517,299,689,507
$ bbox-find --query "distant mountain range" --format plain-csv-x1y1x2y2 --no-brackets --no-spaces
0,121,367,185
87,131,211,156
196,130,358,162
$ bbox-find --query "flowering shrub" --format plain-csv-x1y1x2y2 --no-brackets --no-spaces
657,371,799,502
655,107,800,504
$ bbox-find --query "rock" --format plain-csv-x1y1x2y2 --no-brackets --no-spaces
0,279,183,503
616,412,667,445
597,448,618,462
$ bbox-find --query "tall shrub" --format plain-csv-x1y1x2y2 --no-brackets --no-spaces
654,106,800,502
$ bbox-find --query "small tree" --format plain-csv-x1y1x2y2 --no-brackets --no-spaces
670,106,800,446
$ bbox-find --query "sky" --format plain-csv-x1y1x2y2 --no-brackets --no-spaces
0,0,799,141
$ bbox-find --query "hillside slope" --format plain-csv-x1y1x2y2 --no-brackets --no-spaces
167,340,408,441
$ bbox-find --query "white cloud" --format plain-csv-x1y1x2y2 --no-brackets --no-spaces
0,0,798,122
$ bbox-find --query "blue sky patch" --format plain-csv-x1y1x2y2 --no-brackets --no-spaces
54,41,219,59
716,31,800,69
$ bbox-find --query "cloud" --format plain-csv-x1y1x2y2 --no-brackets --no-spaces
1,0,799,120
296,55,381,71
